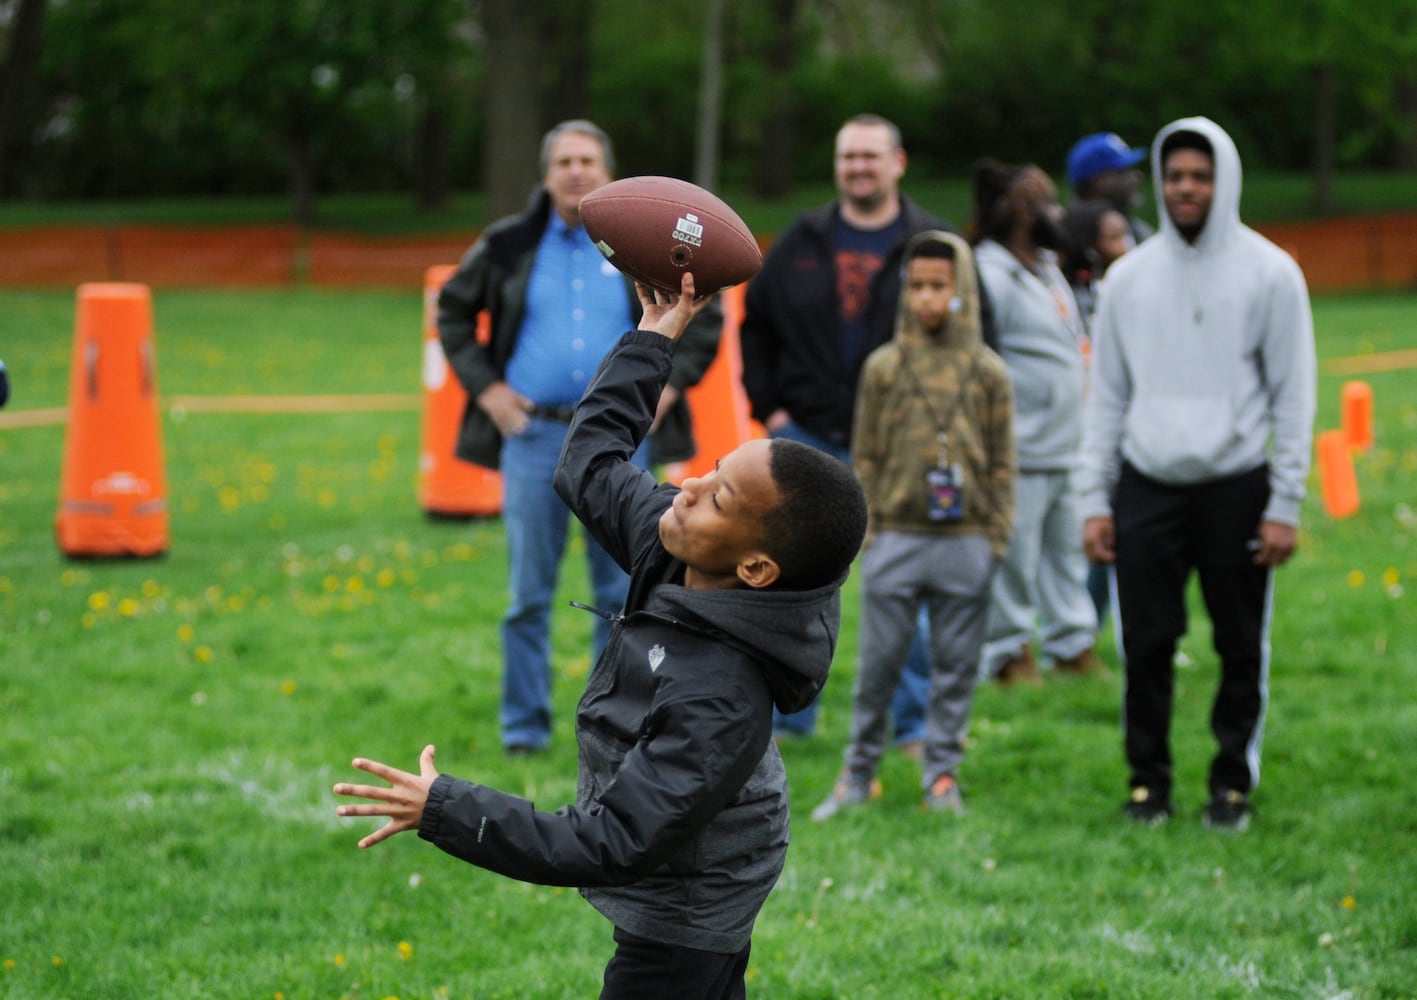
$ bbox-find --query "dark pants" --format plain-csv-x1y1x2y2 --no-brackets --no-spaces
1114,463,1274,800
600,927,750,1000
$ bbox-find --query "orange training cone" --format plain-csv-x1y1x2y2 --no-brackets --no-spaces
1316,428,1359,519
667,282,766,485
1341,380,1373,453
55,282,169,557
417,265,502,518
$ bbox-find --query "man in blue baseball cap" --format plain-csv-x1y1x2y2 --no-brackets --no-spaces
1067,132,1153,244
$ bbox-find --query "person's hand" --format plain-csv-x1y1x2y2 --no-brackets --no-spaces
635,272,713,342
1083,515,1116,564
764,409,791,434
333,744,439,850
1252,519,1298,567
477,381,533,437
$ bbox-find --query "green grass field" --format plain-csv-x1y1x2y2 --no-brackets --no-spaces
1,287,1415,998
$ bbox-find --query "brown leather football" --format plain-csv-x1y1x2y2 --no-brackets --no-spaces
579,176,762,294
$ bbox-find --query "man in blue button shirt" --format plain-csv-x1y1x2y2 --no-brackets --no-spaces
438,120,722,755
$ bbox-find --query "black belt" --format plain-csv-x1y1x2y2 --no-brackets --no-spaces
529,403,577,424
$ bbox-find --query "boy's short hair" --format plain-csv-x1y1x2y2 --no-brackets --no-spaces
762,441,867,590
1160,129,1213,167
907,237,957,263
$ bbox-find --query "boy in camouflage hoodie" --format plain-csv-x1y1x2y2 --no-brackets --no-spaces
814,230,1015,818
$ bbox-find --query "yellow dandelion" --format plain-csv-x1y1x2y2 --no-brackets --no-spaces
88,591,110,611
177,623,195,642
280,680,297,696
142,579,161,597
317,487,337,508
195,645,214,663
3,958,16,970
377,568,396,588
60,569,78,587
397,940,413,960
119,598,140,617
1342,895,1357,910
219,486,241,511
322,575,341,593
1346,570,1364,588
1382,567,1400,588
81,612,97,629
0,577,11,594
51,956,64,967
334,954,346,968
345,576,365,594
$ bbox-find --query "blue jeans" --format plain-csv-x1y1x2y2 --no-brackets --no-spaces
498,416,648,749
767,419,929,742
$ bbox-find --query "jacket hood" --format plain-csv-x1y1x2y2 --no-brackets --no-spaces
649,573,844,714
892,229,983,356
1152,116,1243,254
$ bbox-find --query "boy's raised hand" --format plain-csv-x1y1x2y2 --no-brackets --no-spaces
636,272,713,342
334,744,440,850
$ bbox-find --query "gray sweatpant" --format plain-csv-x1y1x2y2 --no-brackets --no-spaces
845,531,995,790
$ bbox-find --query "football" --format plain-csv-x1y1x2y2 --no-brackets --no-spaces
579,176,762,294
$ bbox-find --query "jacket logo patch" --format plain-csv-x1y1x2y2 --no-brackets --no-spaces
647,643,666,673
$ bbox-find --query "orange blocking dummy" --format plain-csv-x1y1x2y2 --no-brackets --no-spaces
417,265,502,518
55,282,169,557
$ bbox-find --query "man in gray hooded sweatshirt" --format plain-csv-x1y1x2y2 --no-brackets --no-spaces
1077,117,1316,831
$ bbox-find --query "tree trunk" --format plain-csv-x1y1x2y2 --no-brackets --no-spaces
0,0,47,198
483,0,546,222
540,0,591,125
285,129,317,227
1393,75,1417,171
1312,61,1336,215
753,0,798,199
693,0,726,192
414,99,450,212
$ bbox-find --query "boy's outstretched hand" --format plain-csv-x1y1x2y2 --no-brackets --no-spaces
636,272,713,343
334,744,439,850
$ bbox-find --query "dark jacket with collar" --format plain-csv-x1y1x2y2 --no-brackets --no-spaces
739,195,993,449
436,188,722,470
418,330,843,953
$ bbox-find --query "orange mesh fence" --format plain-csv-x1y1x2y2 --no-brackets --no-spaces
307,233,474,287
0,225,299,287
2,217,1414,291
1257,214,1417,292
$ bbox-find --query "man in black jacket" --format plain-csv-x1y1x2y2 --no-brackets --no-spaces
739,113,988,743
336,274,868,998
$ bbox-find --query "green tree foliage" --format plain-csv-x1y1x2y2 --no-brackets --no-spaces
1,0,1412,217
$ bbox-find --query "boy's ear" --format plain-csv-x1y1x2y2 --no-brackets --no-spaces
736,552,781,590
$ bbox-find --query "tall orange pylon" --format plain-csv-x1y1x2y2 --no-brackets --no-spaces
55,282,169,557
417,265,502,518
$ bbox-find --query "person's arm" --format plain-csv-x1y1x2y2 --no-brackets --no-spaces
552,276,713,570
437,241,533,436
984,366,1016,562
1255,256,1317,565
738,261,784,428
335,655,772,888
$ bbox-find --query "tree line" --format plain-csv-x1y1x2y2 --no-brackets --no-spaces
1,0,1413,226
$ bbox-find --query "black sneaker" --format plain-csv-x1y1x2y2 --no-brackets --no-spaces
1203,790,1252,831
1122,786,1174,826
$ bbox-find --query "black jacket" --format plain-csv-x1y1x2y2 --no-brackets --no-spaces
436,188,722,470
418,331,845,952
739,196,994,448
